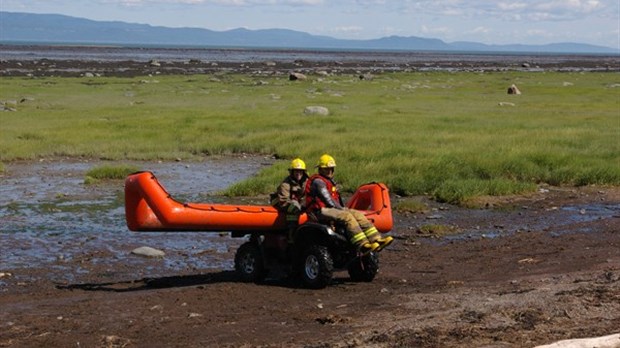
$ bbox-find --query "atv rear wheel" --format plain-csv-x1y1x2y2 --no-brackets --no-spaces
348,252,379,282
300,245,333,289
235,242,267,283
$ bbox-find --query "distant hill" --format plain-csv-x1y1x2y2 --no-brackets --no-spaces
1,11,617,54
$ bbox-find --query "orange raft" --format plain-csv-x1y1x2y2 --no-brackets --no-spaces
125,171,393,233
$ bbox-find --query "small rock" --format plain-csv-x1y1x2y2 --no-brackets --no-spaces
426,214,443,220
188,313,202,318
0,272,12,278
289,72,307,81
507,84,521,95
303,106,329,116
131,246,165,258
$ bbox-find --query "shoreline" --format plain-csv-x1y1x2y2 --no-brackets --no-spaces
2,44,619,77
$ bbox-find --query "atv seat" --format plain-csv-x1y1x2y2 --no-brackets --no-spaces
305,210,339,231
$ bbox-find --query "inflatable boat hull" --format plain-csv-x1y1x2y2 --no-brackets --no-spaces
125,171,393,233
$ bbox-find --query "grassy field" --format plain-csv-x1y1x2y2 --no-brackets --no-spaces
1,71,618,202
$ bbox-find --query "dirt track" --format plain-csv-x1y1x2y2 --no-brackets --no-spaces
1,183,619,348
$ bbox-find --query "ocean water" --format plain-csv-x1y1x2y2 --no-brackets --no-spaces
1,44,616,66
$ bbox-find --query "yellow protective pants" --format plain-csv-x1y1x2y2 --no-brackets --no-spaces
318,207,381,247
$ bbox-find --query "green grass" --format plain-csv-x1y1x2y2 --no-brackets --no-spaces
393,198,430,214
416,224,460,237
1,72,618,202
84,164,140,184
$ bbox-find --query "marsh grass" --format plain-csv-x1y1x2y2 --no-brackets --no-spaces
417,224,460,237
84,165,140,184
393,198,430,213
1,72,618,202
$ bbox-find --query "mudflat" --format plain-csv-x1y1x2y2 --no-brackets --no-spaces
1,159,618,347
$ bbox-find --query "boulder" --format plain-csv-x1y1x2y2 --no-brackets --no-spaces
289,72,307,81
303,106,329,116
507,84,521,95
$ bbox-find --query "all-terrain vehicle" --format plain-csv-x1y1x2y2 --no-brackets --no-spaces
232,220,380,288
125,171,393,289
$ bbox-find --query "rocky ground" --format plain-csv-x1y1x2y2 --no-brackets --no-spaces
1,45,619,78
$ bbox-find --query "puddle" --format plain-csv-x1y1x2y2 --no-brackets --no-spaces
0,157,274,279
426,203,620,245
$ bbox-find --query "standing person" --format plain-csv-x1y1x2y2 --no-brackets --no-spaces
272,158,309,241
304,154,393,253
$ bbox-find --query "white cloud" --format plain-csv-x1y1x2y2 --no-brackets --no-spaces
103,0,324,5
470,26,490,34
331,26,364,34
421,25,451,35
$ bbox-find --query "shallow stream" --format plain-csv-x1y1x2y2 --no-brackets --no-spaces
1,157,618,285
0,157,273,281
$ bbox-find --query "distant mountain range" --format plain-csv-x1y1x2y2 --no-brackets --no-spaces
1,11,617,54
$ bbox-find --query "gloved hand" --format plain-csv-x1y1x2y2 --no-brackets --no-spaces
287,200,302,214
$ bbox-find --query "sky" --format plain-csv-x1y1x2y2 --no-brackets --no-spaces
2,0,619,49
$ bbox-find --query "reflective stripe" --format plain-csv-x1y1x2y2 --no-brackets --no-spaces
350,232,367,244
364,226,379,237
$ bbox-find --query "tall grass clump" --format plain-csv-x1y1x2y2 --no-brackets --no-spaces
84,164,140,184
1,72,618,203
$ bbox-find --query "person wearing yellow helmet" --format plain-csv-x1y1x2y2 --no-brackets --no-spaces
304,154,393,253
271,158,309,241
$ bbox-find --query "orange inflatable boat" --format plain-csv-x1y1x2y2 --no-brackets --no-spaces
124,171,393,233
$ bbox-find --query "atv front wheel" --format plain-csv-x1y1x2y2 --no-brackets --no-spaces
234,242,267,283
300,245,333,289
348,252,379,282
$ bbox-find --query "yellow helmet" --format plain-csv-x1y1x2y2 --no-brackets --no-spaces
317,154,336,168
289,158,307,171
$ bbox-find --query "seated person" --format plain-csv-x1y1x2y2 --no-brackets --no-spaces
271,158,309,241
304,154,393,253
